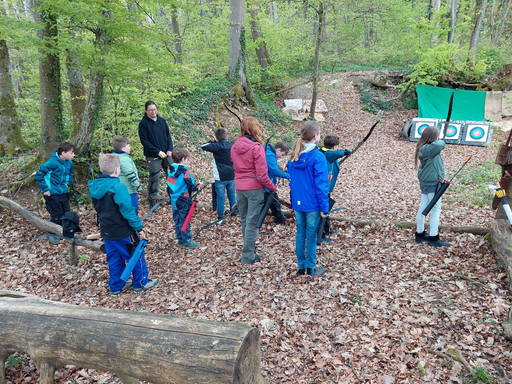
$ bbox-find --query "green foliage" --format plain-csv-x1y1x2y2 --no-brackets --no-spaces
358,87,394,115
5,356,23,367
445,159,500,207
469,366,496,384
78,254,90,263
417,361,426,376
403,99,418,110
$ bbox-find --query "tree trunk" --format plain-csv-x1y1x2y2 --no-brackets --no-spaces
309,1,324,120
66,26,87,140
448,0,457,44
248,2,270,69
0,291,267,384
469,0,488,63
0,5,31,156
490,0,511,45
170,5,183,64
228,0,254,105
32,0,65,159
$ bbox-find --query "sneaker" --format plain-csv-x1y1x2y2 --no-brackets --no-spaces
182,240,200,248
427,235,450,248
178,240,183,245
415,230,429,243
328,228,339,234
259,228,267,235
218,218,225,226
242,255,261,265
133,278,160,294
48,234,60,244
111,280,133,297
321,237,333,243
307,267,325,276
297,268,306,275
230,209,238,217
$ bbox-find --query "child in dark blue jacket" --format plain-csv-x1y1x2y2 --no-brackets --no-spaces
287,122,330,276
319,135,351,240
167,148,202,248
262,141,291,230
35,142,75,226
201,128,236,221
89,154,159,296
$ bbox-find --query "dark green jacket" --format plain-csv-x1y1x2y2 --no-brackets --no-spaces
417,140,445,186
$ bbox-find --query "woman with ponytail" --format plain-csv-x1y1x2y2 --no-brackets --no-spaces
287,121,330,276
231,117,276,264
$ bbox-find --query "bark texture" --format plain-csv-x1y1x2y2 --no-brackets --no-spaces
0,290,267,384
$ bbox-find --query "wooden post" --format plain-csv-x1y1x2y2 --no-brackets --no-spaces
0,291,267,384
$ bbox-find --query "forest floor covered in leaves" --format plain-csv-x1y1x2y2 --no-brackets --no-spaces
1,72,511,383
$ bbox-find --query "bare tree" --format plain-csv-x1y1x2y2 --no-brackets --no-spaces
309,0,324,120
448,0,457,44
31,0,65,159
248,1,271,69
469,0,488,63
66,24,86,139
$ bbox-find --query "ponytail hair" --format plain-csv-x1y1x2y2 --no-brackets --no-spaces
240,117,263,145
290,121,320,162
415,126,439,169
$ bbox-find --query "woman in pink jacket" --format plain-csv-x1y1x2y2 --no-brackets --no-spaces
231,117,276,264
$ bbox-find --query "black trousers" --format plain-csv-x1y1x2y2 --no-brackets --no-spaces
44,193,70,225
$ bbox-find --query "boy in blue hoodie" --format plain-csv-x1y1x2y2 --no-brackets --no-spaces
167,148,202,248
88,154,159,296
319,135,351,240
36,142,75,241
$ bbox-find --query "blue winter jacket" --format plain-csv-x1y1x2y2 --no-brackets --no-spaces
35,151,74,195
320,147,351,193
287,147,330,213
266,144,290,188
166,164,201,210
88,175,142,240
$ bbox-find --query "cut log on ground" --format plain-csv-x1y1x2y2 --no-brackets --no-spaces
0,290,267,384
0,196,104,255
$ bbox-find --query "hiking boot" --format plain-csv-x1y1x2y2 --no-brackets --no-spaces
134,278,160,294
415,230,429,243
48,234,60,244
182,240,200,248
307,267,325,276
111,280,133,297
149,199,158,212
428,235,450,248
297,268,306,275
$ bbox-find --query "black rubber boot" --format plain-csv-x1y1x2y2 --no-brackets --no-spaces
415,230,429,243
427,234,450,247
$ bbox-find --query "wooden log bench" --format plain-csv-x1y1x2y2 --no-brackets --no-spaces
0,291,267,384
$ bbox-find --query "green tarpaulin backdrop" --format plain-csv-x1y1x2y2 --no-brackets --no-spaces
417,85,486,121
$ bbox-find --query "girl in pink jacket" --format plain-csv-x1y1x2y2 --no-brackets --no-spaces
231,117,276,264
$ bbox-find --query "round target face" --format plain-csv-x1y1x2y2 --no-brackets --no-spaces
445,125,457,138
469,126,485,140
418,124,430,135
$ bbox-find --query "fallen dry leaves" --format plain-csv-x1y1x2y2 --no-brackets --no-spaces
1,72,511,383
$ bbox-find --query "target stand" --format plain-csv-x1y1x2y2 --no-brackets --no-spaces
409,118,493,147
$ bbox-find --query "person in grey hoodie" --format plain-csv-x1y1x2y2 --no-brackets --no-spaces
414,126,450,247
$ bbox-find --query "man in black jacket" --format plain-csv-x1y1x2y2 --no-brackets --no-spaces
138,101,174,208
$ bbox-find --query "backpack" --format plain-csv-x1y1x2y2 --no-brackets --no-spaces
62,211,82,238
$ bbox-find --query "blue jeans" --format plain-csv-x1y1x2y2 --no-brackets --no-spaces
104,236,149,292
215,180,236,218
173,196,192,243
294,210,320,269
416,192,442,236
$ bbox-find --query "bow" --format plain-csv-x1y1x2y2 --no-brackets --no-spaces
224,102,243,124
338,120,379,166
196,204,238,234
440,92,455,138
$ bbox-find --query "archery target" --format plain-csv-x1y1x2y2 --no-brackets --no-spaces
410,118,439,141
439,120,463,143
461,122,493,146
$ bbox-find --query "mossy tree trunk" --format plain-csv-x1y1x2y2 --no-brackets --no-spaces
0,6,31,157
32,0,65,159
66,25,87,140
248,2,270,70
228,0,254,106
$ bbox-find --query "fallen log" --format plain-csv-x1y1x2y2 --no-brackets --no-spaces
0,196,104,256
0,290,267,384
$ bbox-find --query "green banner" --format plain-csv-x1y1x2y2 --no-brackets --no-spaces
417,85,486,121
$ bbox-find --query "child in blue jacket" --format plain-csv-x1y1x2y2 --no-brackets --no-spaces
89,154,159,296
262,141,291,230
167,148,202,248
319,135,351,240
35,142,75,226
287,122,330,276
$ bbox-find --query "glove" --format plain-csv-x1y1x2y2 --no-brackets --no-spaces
345,150,352,156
